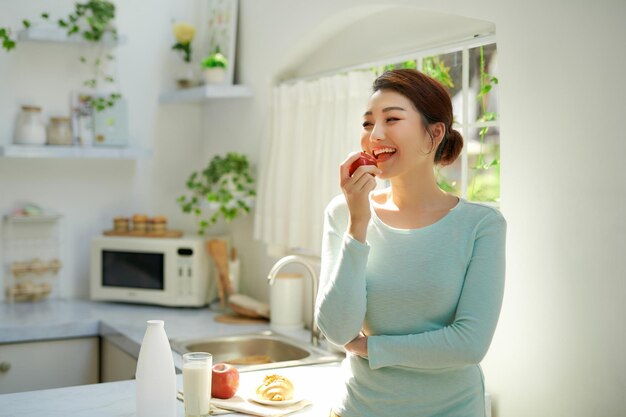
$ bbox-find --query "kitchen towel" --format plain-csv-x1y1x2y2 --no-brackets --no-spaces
178,390,312,416
177,391,231,415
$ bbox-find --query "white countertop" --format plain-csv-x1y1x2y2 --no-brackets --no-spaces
0,299,345,417
0,298,271,345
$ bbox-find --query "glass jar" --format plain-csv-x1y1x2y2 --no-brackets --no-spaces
47,117,73,146
14,106,46,145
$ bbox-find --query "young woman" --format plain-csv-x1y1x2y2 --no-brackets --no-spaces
315,69,506,417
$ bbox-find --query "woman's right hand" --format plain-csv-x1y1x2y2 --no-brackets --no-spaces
340,152,381,243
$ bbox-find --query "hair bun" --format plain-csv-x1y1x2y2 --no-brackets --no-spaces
436,128,463,166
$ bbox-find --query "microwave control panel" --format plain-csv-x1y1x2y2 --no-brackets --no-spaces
176,247,195,296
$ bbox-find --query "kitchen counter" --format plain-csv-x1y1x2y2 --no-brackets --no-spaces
0,299,344,417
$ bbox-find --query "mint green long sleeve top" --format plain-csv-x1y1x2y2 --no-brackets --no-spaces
315,195,506,417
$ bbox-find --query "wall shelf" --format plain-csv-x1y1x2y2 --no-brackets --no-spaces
4,214,63,224
159,85,253,104
0,145,150,159
17,26,126,47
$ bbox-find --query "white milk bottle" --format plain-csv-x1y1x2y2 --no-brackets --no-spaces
136,320,177,417
182,352,212,417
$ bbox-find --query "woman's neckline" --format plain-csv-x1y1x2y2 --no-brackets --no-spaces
369,195,463,233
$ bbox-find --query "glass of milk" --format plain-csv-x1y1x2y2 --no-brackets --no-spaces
182,352,212,417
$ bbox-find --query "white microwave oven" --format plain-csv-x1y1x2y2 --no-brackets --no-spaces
90,235,217,307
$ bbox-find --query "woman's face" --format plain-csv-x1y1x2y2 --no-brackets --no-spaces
360,89,438,180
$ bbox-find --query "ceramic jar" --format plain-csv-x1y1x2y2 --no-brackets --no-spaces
15,105,46,145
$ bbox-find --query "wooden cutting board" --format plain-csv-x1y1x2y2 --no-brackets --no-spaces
103,230,183,238
214,314,269,325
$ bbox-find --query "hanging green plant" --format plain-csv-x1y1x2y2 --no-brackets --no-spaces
423,56,454,88
468,45,500,202
177,153,256,235
422,56,458,194
0,0,121,112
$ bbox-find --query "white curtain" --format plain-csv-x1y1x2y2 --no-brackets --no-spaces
254,70,376,256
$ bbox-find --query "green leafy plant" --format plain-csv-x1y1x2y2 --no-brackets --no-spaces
468,45,499,202
0,27,17,51
57,0,116,42
377,60,416,74
422,56,459,194
177,153,256,235
201,48,228,69
422,48,500,203
435,166,458,194
423,56,454,88
1,1,121,111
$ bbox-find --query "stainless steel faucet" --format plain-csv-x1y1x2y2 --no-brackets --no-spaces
267,255,322,347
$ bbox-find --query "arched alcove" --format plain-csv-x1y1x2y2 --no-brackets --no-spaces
277,6,495,81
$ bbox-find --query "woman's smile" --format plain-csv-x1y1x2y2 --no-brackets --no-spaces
372,146,396,163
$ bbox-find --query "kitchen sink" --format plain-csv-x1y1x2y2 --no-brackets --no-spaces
170,330,344,372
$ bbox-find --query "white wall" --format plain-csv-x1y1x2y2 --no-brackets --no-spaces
485,1,626,416
0,0,205,298
1,0,625,415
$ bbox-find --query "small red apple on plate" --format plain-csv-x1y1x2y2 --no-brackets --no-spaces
212,362,240,399
348,152,378,177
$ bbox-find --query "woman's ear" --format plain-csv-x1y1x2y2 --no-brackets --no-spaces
431,122,446,146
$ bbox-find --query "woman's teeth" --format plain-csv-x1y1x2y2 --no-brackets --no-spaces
373,148,396,159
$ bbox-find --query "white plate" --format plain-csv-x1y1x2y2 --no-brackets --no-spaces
249,395,303,406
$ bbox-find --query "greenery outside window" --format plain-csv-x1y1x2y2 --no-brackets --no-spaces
378,36,500,204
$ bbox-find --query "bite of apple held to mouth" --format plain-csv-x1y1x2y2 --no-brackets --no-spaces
348,152,378,177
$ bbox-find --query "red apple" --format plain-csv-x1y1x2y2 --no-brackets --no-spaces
211,362,239,399
348,152,378,177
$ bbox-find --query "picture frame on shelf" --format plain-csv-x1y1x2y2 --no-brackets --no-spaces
205,0,239,86
70,92,129,148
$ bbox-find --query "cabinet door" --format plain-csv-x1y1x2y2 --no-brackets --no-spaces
100,338,138,383
0,337,99,394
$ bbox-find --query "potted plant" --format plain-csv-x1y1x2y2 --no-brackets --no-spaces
201,47,228,85
177,152,256,235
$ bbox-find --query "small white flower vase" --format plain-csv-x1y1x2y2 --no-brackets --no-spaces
176,61,196,89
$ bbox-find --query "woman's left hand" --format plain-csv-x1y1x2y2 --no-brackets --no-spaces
344,332,368,358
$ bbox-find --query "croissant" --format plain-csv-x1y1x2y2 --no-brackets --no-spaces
255,374,294,401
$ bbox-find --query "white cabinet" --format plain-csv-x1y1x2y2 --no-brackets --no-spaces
0,337,99,394
100,338,138,383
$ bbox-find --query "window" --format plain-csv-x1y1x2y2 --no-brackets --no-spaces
260,35,499,254
376,36,500,204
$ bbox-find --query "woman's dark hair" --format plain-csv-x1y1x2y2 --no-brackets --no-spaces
372,69,463,166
